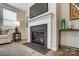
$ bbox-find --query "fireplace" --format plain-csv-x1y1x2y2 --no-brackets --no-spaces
28,13,53,49
30,24,47,48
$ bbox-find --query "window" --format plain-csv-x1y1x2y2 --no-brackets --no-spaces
3,8,17,27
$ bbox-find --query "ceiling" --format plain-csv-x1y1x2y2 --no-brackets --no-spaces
8,3,29,12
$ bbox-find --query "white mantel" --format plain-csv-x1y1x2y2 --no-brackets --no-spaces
28,12,53,49
27,3,58,51
28,12,53,22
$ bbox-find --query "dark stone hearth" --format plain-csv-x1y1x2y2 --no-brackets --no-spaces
23,43,49,55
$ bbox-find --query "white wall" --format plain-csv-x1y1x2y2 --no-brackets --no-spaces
61,3,70,20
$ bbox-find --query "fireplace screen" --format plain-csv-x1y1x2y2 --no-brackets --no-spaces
30,24,47,47
32,31,45,45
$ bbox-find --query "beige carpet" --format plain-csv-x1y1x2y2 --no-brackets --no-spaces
0,42,32,56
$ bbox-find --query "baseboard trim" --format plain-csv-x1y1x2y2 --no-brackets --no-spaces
60,45,79,50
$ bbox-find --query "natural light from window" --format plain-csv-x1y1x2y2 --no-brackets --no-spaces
3,8,17,28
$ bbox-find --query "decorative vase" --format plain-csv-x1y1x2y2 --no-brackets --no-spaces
61,19,67,30
67,20,72,29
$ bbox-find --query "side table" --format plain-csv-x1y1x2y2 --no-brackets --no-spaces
13,32,21,42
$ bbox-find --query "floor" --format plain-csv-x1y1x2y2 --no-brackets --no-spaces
0,42,31,56
21,40,79,56
46,47,79,56
0,41,43,56
0,40,79,56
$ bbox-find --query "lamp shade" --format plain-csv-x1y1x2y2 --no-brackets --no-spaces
14,21,20,27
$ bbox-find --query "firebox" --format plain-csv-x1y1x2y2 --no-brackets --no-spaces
30,24,47,48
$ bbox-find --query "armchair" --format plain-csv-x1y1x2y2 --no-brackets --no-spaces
0,30,14,44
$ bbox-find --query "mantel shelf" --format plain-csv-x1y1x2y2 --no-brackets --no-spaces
28,12,53,22
59,29,79,31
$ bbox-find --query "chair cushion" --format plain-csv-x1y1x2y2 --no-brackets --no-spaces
0,35,7,39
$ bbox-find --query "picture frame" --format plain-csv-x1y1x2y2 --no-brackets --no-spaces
70,3,79,20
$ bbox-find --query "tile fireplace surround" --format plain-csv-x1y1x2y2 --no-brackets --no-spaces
28,12,58,51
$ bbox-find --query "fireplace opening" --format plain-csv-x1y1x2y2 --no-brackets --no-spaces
30,24,47,48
